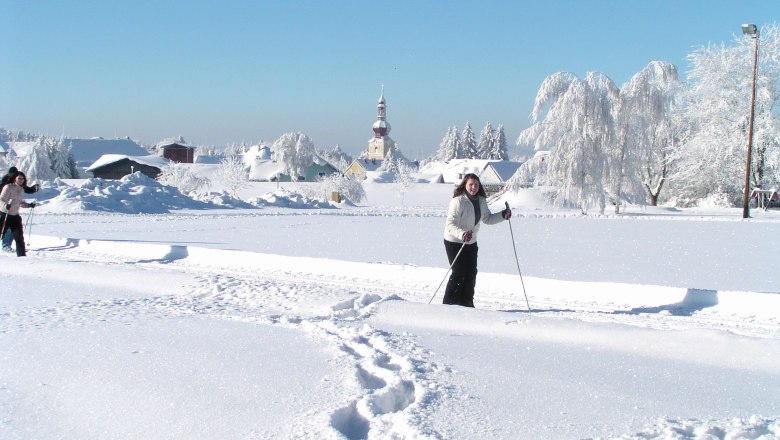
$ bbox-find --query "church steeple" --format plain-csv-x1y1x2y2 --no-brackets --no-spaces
367,85,395,160
372,85,391,139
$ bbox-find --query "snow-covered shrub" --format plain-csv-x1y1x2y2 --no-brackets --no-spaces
216,155,248,197
316,173,366,204
157,163,210,194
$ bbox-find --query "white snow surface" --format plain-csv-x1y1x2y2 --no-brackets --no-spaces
2,176,779,439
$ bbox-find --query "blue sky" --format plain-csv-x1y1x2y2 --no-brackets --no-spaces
1,0,776,158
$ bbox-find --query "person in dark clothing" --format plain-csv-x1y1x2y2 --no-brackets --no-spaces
1,167,40,194
442,173,511,307
0,172,36,256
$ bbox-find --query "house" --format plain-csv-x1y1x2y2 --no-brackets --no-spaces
440,159,522,194
246,147,339,182
87,154,171,180
159,141,195,164
64,137,149,169
344,158,383,181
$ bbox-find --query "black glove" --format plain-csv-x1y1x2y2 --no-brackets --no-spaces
502,208,512,219
4,204,10,211
29,202,37,208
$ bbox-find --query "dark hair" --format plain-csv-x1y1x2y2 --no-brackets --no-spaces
453,173,486,198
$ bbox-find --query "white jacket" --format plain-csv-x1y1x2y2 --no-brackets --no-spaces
443,194,505,244
0,184,29,216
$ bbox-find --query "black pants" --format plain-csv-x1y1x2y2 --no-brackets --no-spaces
442,239,478,307
0,213,26,257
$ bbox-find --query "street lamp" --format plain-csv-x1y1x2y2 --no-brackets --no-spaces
741,23,759,219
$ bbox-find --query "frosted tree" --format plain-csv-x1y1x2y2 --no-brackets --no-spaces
317,173,366,203
485,124,509,160
319,145,353,173
380,147,401,173
17,139,56,182
47,136,79,178
460,122,478,159
615,61,681,207
271,132,315,180
670,23,780,206
518,71,619,214
216,155,248,197
435,126,459,162
157,163,211,194
393,160,416,206
476,122,494,159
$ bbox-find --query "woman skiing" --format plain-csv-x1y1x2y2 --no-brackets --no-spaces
442,173,511,307
0,172,36,256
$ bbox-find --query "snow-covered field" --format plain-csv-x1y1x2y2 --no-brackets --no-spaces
2,175,779,439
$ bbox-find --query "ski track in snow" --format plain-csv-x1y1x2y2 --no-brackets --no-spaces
3,242,779,439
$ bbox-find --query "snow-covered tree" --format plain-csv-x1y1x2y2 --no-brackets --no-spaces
434,126,459,162
393,160,416,206
485,124,509,160
476,122,494,159
17,139,56,182
319,145,353,173
615,61,681,207
670,23,780,206
317,173,366,203
157,163,211,194
216,155,248,197
460,122,478,159
271,132,315,180
47,136,79,179
379,147,399,173
518,71,619,214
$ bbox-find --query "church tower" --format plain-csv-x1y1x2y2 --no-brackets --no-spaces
367,86,396,161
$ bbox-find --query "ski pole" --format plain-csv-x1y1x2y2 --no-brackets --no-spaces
1,199,11,248
505,201,531,313
25,203,35,246
428,241,467,304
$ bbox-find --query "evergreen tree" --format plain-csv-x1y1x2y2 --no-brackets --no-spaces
48,136,78,178
476,122,494,159
487,124,509,160
435,126,459,162
460,122,477,159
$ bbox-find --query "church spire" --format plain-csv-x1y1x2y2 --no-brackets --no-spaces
367,85,395,161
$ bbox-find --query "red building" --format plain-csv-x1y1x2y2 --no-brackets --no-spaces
160,142,195,163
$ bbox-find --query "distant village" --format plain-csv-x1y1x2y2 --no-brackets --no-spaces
0,89,528,195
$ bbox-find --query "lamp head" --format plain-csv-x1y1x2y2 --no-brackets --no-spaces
742,23,759,37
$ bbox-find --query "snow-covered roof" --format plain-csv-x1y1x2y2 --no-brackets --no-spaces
437,159,521,184
351,158,383,172
65,138,148,167
7,141,36,157
487,161,522,181
244,145,271,160
248,159,283,181
155,137,192,149
87,154,171,171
